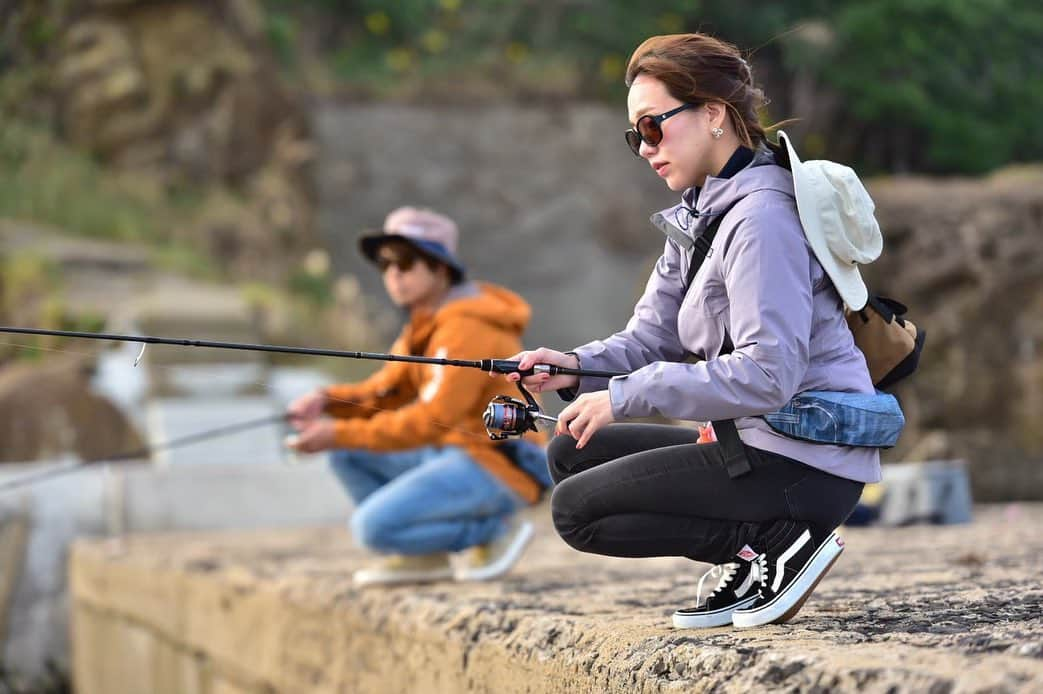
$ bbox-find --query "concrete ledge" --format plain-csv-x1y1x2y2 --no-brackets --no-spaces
0,459,349,678
70,505,1043,693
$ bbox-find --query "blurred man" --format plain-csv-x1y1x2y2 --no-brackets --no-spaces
287,207,547,586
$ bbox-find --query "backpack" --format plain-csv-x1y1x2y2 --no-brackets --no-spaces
846,296,925,390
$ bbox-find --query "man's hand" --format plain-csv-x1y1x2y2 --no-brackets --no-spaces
287,389,327,431
556,390,615,448
285,419,337,453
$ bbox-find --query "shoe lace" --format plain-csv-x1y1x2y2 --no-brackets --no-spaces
696,562,739,606
753,555,768,589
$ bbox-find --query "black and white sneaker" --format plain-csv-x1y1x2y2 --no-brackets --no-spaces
732,526,844,628
672,545,762,628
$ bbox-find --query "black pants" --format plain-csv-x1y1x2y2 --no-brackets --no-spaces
548,424,864,565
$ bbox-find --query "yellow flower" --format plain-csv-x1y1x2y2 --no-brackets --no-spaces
657,13,684,34
504,42,529,64
422,29,449,54
386,48,415,72
599,54,624,82
365,12,391,36
439,0,461,11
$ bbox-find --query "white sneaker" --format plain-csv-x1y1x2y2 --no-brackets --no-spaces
672,552,762,628
352,552,454,587
454,518,534,582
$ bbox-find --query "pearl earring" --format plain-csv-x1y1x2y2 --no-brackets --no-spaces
711,127,724,139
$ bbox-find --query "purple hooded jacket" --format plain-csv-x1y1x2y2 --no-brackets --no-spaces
571,147,881,483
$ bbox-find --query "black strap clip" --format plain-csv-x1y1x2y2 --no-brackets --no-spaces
712,419,752,479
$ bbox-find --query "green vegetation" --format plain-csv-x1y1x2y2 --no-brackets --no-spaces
820,0,1043,173
264,0,1043,174
0,118,216,276
0,121,161,242
0,112,217,355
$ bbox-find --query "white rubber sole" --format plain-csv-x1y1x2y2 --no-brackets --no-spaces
672,594,760,628
732,532,844,628
454,520,534,582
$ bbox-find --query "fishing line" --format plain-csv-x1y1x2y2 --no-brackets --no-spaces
0,413,292,492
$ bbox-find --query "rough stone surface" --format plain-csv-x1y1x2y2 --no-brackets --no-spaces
866,169,1043,501
70,504,1043,693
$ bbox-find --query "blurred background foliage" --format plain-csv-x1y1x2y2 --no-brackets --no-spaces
0,0,1039,497
263,0,1043,174
0,0,1040,357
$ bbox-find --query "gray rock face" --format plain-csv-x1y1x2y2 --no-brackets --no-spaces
315,103,676,353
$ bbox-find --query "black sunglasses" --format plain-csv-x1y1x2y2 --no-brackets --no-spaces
376,250,419,273
624,103,699,156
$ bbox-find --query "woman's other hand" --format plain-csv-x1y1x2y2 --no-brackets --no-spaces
556,390,615,448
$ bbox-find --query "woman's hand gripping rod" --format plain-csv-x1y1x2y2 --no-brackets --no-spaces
477,359,622,380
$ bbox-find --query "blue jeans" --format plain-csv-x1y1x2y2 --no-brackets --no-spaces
329,446,526,555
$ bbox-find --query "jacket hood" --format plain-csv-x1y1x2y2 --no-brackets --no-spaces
650,145,795,249
439,281,531,333
407,281,530,350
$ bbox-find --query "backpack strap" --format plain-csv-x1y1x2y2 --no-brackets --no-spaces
683,202,738,288
682,202,751,479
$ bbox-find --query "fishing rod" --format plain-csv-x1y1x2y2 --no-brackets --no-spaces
0,413,289,493
0,326,622,378
0,324,627,441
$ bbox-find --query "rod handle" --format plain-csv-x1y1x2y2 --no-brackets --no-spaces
478,359,625,378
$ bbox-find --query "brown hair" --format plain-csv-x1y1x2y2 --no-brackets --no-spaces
625,34,774,149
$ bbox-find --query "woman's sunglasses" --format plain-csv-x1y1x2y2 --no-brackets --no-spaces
624,102,699,156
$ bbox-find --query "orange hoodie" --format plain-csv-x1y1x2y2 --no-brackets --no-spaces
323,282,547,504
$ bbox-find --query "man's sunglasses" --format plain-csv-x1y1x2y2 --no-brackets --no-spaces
625,102,699,157
376,250,419,273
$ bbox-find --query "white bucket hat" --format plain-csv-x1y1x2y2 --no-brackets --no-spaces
779,131,882,311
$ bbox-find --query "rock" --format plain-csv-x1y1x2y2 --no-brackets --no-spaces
68,504,1043,692
12,0,318,280
0,356,144,463
314,103,678,353
867,168,1043,500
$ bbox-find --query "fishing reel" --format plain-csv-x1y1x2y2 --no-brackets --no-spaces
483,382,558,440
